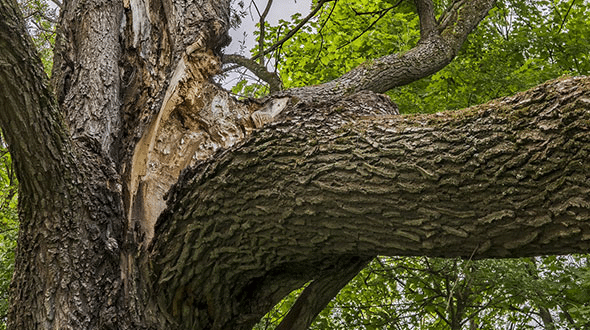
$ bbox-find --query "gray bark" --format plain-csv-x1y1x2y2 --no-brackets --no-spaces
1,0,590,329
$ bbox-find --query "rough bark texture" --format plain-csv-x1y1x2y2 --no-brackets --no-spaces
2,0,590,329
1,0,126,328
151,78,590,329
274,257,371,330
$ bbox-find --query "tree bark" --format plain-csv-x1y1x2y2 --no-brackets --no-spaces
1,0,128,328
2,0,590,329
152,78,590,329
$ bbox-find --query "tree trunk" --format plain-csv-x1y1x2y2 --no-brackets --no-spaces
2,0,590,329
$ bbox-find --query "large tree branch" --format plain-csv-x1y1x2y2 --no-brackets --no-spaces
150,77,590,329
1,2,132,329
284,0,496,102
51,0,124,156
0,0,68,194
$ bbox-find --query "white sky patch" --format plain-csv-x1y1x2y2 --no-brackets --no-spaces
222,0,312,92
226,0,312,55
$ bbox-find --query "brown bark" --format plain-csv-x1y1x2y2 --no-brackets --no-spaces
275,257,371,330
151,78,590,329
1,1,127,329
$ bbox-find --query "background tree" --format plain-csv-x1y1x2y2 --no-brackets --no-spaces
232,0,590,111
1,0,590,330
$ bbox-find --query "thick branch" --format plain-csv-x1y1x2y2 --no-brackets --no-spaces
0,0,69,194
151,77,590,329
1,2,130,329
284,0,496,102
51,0,123,155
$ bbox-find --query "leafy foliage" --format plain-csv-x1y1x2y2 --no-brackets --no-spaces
0,135,17,330
4,0,590,329
390,0,590,113
241,0,590,113
255,256,590,329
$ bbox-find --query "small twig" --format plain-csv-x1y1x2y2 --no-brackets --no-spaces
31,20,57,34
314,0,337,63
258,0,273,65
557,0,576,34
252,0,334,62
273,25,283,74
223,0,334,73
351,6,397,16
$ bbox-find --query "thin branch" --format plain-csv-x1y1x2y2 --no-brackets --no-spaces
557,0,576,34
222,54,282,91
314,0,336,62
31,19,56,33
560,307,582,330
0,227,18,235
273,25,283,75
275,257,372,330
223,0,334,76
22,9,58,24
415,0,437,39
258,0,273,65
351,6,396,16
251,0,334,62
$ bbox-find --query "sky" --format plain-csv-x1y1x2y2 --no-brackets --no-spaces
226,0,312,56
221,0,313,90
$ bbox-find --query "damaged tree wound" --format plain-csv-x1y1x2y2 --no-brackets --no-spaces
1,0,590,329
